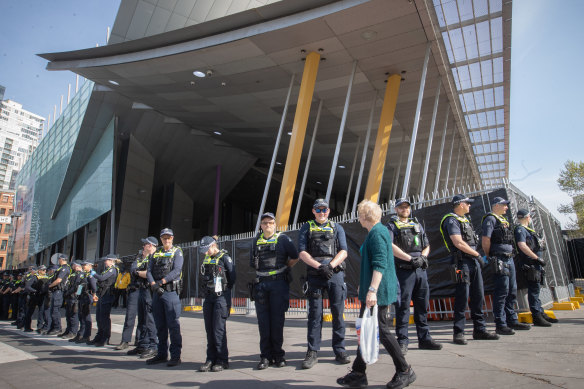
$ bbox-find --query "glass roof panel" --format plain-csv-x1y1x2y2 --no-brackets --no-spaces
442,0,461,25
490,0,503,13
491,17,503,53
481,59,494,85
462,25,479,60
476,20,492,57
433,0,508,186
469,62,483,87
448,28,467,62
494,86,504,106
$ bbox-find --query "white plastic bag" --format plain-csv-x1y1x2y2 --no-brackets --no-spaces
359,305,379,364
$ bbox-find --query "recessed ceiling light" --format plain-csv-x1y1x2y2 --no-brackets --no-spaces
287,131,292,135
316,181,322,184
361,30,377,41
193,71,206,78
276,162,282,165
213,131,222,135
108,80,119,85
339,165,346,169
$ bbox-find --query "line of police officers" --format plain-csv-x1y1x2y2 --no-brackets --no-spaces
1,194,557,378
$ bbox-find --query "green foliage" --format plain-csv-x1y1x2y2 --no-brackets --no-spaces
557,160,584,233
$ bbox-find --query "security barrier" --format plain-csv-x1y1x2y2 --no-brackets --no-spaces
177,183,575,315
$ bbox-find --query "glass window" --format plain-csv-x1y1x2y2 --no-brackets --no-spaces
0,240,7,251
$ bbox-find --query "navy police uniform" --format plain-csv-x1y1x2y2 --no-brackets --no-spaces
298,219,348,359
250,231,298,365
129,253,158,354
387,216,436,348
440,211,488,336
23,271,39,331
200,245,235,369
514,224,549,319
77,266,97,342
91,260,118,345
147,242,184,362
482,212,520,329
63,266,84,337
48,262,71,333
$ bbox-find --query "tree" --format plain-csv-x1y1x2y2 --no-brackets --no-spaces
557,160,584,234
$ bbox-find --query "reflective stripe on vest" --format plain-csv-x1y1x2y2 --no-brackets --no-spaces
439,213,471,252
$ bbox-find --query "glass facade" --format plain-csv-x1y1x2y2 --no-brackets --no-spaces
12,81,113,265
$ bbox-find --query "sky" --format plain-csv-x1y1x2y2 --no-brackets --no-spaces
509,0,584,227
0,0,582,228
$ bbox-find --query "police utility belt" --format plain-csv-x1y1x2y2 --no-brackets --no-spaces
256,266,288,282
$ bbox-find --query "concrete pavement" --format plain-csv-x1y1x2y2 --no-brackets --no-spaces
0,306,582,388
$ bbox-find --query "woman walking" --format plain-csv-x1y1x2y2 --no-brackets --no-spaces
337,200,416,389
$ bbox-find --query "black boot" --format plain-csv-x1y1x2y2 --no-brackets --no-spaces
532,313,552,327
541,312,558,323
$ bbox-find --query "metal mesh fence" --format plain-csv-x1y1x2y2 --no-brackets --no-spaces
176,181,573,318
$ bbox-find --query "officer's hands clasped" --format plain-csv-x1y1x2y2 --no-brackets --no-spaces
318,264,334,280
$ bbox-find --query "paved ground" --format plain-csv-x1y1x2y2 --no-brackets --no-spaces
0,306,583,388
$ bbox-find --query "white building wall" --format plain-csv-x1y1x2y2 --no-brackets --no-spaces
0,100,44,190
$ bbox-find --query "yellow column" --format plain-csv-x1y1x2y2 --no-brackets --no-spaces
363,74,402,203
276,52,320,228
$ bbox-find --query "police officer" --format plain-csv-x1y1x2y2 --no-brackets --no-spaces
89,254,118,346
61,261,87,339
299,199,350,369
11,272,25,328
146,228,184,367
39,266,57,334
514,209,558,326
72,261,97,344
120,236,158,358
482,197,531,335
199,236,236,372
46,254,71,335
61,262,85,339
251,212,299,370
387,199,442,354
127,236,158,359
116,258,139,351
22,267,39,332
440,194,499,345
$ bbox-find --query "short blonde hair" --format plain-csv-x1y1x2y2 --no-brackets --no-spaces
357,200,382,223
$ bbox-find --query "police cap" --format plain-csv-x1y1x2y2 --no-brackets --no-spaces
160,228,174,237
452,194,475,205
38,265,47,270
395,198,411,207
199,236,216,253
141,236,158,246
517,208,531,219
313,198,329,209
492,196,510,205
260,212,275,221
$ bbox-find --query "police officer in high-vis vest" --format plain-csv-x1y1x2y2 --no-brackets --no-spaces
47,254,71,335
126,236,158,358
299,198,350,369
440,194,499,345
61,261,84,339
90,254,118,346
514,208,558,327
199,235,236,373
146,228,183,367
387,198,442,354
71,261,96,344
251,212,299,370
481,197,531,335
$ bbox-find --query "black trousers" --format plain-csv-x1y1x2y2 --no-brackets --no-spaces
352,304,409,374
